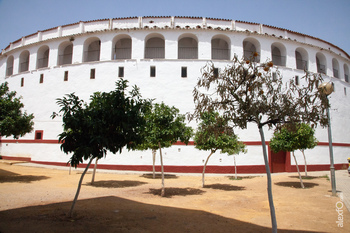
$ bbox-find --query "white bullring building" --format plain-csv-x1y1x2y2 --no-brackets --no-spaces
1,16,349,173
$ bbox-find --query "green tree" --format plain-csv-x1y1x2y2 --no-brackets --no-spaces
137,102,193,196
52,79,151,217
294,123,318,176
191,55,328,233
194,111,246,187
270,124,305,188
270,123,318,180
0,82,34,139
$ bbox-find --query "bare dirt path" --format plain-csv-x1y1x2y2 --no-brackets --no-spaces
0,162,349,232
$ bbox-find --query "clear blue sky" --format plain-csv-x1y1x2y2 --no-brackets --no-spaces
1,0,349,54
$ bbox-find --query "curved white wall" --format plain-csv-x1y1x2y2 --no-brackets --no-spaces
0,16,349,173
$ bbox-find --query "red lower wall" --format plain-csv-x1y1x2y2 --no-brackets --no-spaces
1,155,347,174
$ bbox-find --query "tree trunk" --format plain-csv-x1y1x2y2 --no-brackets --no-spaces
68,157,94,218
152,149,156,179
202,151,215,188
158,142,165,197
258,126,277,233
292,151,305,188
301,150,308,177
234,155,237,180
91,158,98,184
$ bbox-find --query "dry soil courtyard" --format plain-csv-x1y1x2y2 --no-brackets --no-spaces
0,161,349,232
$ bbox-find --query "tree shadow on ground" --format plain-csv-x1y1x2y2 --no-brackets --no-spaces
0,196,322,233
204,183,246,191
85,180,147,188
275,182,319,189
0,169,50,183
140,173,178,179
147,187,205,198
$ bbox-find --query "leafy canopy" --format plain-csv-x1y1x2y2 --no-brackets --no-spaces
137,102,193,150
52,79,152,167
0,82,34,139
192,55,329,129
270,123,318,153
194,111,246,155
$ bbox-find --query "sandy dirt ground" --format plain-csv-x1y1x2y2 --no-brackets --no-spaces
0,161,349,233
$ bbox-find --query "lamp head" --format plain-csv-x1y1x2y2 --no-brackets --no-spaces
318,82,333,95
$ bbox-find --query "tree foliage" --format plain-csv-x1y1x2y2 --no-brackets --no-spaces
191,55,329,233
52,79,151,167
270,123,318,178
0,82,34,139
138,102,193,150
52,79,152,217
194,111,246,187
270,123,318,153
192,56,329,129
195,111,246,154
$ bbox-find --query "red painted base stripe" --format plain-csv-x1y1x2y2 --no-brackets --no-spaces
1,156,32,162
2,156,347,174
289,164,348,172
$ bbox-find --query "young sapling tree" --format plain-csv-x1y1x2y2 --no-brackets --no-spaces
191,54,328,233
194,111,246,187
137,102,193,196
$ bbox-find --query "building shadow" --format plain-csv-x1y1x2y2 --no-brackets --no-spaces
147,187,205,198
204,183,246,191
0,168,18,176
86,180,147,188
0,169,49,183
0,196,322,233
275,182,319,189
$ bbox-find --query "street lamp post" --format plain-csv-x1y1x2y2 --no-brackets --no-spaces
319,82,336,196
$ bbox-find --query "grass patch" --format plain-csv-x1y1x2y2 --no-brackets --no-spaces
275,181,319,189
318,174,329,181
228,176,256,181
289,175,329,181
141,173,178,179
147,187,205,198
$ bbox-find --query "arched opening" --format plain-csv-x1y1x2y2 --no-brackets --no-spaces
113,36,132,60
211,35,230,60
37,45,49,69
295,47,308,70
84,37,101,62
271,43,286,66
243,38,260,62
19,50,30,72
58,42,73,65
6,56,14,76
178,34,198,59
145,34,165,59
316,52,326,74
344,64,349,83
332,58,339,78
